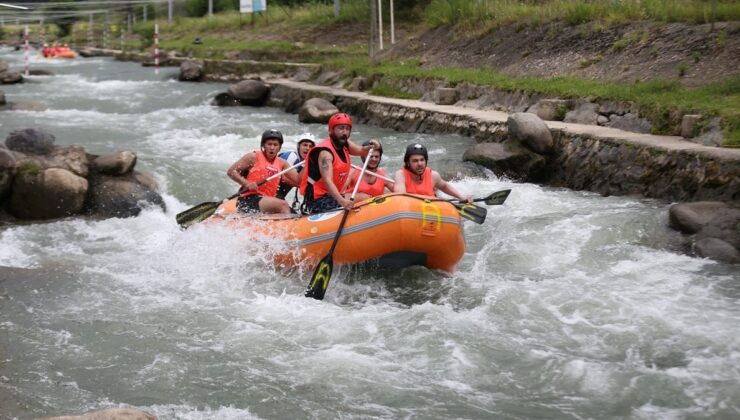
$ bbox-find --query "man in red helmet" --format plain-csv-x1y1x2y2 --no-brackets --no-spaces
227,129,301,214
299,113,381,213
393,143,472,203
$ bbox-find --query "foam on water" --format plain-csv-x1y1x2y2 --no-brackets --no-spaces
1,48,739,419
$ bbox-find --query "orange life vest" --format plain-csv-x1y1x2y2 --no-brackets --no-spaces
299,138,351,200
403,167,435,196
356,167,387,197
239,151,281,198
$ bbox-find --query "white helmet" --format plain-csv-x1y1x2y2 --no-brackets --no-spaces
297,133,316,147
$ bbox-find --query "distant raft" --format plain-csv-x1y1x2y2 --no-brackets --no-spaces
53,50,77,59
208,193,465,272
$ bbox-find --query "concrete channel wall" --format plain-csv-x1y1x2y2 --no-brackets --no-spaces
90,49,739,203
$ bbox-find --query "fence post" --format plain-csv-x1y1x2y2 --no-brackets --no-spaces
24,25,29,76
154,23,160,74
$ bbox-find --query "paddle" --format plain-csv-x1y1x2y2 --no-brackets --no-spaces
350,164,510,224
305,148,375,300
175,159,305,229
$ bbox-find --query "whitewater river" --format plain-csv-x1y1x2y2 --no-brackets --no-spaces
1,48,738,419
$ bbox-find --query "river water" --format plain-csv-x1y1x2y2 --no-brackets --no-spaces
1,48,738,419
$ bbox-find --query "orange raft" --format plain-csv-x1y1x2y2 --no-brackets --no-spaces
209,193,465,272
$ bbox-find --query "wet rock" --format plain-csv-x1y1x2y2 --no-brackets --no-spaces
669,201,740,264
10,101,48,112
227,79,269,106
669,201,729,234
132,170,159,191
85,173,165,218
93,151,137,176
507,112,553,154
436,158,487,181
39,407,157,420
694,238,740,264
211,92,241,107
28,69,55,76
463,140,548,182
0,61,7,73
0,145,16,200
9,167,88,219
298,97,338,124
0,90,5,105
179,60,204,82
5,128,55,155
0,71,23,84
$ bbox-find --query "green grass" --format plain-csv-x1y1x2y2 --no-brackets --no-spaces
423,0,740,31
326,56,740,146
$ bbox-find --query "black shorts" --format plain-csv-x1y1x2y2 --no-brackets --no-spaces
237,194,263,213
307,195,341,214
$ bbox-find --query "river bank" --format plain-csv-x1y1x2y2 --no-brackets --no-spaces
83,48,739,204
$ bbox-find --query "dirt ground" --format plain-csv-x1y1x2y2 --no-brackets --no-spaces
264,20,739,88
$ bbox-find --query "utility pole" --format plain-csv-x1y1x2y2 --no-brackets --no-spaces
168,0,173,24
377,0,383,50
334,0,340,17
368,0,377,62
208,0,213,17
143,5,147,22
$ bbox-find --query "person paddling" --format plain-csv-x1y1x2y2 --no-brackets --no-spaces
346,141,392,202
276,133,316,201
226,129,300,214
299,113,380,213
393,143,473,203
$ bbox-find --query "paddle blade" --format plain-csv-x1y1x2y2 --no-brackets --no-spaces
175,201,219,229
305,255,333,300
483,189,511,206
454,202,487,224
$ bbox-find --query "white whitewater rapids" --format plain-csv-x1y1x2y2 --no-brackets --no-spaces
1,48,738,419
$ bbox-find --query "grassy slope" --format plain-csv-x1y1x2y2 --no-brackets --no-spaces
7,1,737,145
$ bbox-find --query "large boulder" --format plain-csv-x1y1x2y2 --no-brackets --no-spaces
463,140,549,182
211,92,241,107
227,79,269,106
669,201,740,264
436,158,487,181
669,201,729,234
564,102,599,125
527,99,570,121
93,151,137,176
12,145,89,179
28,69,55,76
298,97,338,124
39,407,157,420
694,238,740,264
5,128,55,155
0,71,23,84
85,173,165,218
9,166,88,219
179,60,204,82
507,112,554,154
0,145,16,200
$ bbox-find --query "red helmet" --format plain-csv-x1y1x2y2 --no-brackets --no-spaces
328,113,352,133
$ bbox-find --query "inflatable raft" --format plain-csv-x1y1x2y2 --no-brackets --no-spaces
209,193,465,272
